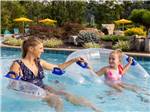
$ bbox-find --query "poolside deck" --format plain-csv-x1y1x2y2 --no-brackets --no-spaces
1,44,150,57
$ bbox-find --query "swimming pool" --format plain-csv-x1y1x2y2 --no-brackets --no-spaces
1,47,150,112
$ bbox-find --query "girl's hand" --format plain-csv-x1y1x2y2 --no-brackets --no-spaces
128,57,133,64
87,65,93,70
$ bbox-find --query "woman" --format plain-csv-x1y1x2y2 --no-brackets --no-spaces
9,38,101,112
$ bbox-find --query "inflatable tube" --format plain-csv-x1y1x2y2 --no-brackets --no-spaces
65,48,149,84
50,69,86,84
6,79,46,100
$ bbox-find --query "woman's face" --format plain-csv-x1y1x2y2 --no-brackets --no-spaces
31,43,44,58
109,53,120,68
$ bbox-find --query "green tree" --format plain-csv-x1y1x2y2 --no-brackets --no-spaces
23,1,44,22
50,1,68,26
66,1,86,23
1,1,26,31
129,9,150,34
89,0,123,28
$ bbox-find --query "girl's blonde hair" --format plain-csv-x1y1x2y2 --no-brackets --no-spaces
110,49,123,62
22,38,42,58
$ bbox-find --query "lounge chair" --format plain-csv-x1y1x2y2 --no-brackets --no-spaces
13,28,19,34
4,29,13,38
25,28,29,33
13,28,22,38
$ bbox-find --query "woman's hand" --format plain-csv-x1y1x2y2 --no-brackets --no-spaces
74,57,93,69
73,57,85,62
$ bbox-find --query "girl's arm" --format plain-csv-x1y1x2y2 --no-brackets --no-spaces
121,57,133,75
96,67,107,76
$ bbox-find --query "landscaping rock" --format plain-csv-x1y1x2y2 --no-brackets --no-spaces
135,38,145,51
80,28,104,37
145,38,150,52
101,24,115,35
68,35,78,45
114,30,124,36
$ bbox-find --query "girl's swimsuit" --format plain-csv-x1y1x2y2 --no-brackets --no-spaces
105,64,123,84
14,59,45,88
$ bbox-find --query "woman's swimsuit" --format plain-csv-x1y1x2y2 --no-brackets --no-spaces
14,59,45,88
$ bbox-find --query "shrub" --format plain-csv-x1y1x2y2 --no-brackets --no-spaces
3,37,23,46
62,22,85,39
76,31,100,46
83,42,100,48
101,35,129,42
51,27,65,39
112,41,130,51
124,27,146,36
43,38,63,48
30,25,51,33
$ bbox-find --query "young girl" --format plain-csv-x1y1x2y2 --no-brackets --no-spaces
94,49,148,93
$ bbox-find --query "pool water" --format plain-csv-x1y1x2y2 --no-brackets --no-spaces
1,48,150,112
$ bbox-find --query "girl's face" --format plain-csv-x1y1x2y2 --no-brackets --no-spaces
109,53,120,68
31,43,44,58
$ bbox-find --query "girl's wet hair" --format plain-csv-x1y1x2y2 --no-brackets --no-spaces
22,38,42,58
110,49,122,62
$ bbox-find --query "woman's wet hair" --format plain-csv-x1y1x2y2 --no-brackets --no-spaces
110,49,122,62
22,38,42,58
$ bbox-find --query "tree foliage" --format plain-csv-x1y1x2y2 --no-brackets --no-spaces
1,0,150,32
129,9,150,33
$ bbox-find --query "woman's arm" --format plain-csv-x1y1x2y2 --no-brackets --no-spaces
40,59,58,70
58,57,82,69
41,57,83,70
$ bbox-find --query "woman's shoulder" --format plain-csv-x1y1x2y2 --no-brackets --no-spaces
11,59,25,68
12,59,22,64
10,59,21,70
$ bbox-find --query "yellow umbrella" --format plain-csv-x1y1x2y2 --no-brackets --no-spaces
14,17,33,22
114,19,132,30
39,18,57,26
14,17,33,33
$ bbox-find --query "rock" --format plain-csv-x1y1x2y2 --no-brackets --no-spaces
114,30,124,36
79,28,104,37
68,35,78,45
145,38,150,52
101,24,115,35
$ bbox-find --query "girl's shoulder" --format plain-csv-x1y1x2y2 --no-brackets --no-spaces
104,66,115,74
104,66,110,70
100,66,110,73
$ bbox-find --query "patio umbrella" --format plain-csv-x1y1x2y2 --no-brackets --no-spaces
14,17,33,33
114,19,132,30
39,18,57,26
